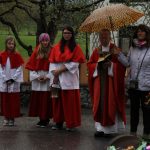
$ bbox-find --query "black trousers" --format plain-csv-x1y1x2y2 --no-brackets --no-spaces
128,89,150,134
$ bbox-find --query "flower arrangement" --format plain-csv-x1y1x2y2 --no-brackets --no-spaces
107,141,150,150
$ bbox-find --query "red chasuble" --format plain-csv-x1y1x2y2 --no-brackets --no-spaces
87,43,126,126
0,50,24,68
49,43,85,63
25,45,50,71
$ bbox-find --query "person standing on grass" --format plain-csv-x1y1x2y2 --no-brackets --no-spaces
49,26,85,131
87,29,126,137
0,36,24,126
26,33,53,128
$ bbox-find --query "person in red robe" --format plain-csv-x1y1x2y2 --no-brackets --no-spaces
49,26,85,131
87,29,126,137
26,33,52,127
0,36,24,126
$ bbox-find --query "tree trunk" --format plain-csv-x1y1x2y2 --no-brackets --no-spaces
36,20,47,45
36,19,58,46
47,19,58,44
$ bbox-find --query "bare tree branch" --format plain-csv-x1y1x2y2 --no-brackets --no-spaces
15,0,32,8
29,0,41,5
0,0,14,3
64,0,104,12
0,5,16,16
15,4,38,23
0,16,30,51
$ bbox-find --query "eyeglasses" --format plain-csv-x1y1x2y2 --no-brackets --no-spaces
63,32,72,35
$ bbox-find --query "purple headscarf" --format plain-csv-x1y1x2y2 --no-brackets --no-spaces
39,33,50,43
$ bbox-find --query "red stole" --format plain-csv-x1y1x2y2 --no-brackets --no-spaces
25,45,50,71
49,43,85,63
87,43,126,126
0,50,24,69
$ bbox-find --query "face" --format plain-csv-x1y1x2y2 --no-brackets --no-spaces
99,31,111,47
6,40,15,51
41,40,49,48
137,29,146,40
63,29,72,41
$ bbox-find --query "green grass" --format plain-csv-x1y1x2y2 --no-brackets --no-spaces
0,31,89,58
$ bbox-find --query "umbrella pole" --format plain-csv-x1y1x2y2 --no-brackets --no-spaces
85,32,89,60
109,16,116,45
111,31,116,45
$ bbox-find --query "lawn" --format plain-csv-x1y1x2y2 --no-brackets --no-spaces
0,31,89,59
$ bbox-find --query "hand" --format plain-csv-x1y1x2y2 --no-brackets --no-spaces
38,76,49,82
52,70,61,77
52,65,67,77
111,45,121,55
6,79,14,85
38,76,45,82
43,76,48,81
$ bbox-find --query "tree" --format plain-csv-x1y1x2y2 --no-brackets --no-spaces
0,0,104,55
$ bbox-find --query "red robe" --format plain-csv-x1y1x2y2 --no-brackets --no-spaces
49,43,85,128
25,45,52,120
26,45,50,71
0,50,24,118
49,43,85,63
0,50,24,68
87,44,126,126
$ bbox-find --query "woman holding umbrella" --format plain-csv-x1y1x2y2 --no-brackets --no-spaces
116,24,150,140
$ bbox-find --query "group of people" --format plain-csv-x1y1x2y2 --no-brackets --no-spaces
0,26,85,131
0,24,149,140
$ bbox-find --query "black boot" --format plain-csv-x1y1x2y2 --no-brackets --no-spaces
51,122,63,130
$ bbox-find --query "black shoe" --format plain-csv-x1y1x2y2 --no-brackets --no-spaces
66,127,75,132
40,120,49,128
94,131,104,137
103,133,113,138
45,119,50,126
36,121,42,127
51,123,63,130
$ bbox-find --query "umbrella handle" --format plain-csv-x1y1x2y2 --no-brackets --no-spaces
111,31,116,45
109,16,116,45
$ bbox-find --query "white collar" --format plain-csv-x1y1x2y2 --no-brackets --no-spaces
102,43,110,52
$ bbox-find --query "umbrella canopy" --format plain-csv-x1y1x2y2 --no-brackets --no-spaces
79,4,144,32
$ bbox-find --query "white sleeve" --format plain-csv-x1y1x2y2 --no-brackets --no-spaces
30,71,40,81
12,66,23,82
49,63,58,72
93,64,98,77
64,62,79,74
118,48,131,67
108,62,114,77
0,65,8,82
45,66,52,79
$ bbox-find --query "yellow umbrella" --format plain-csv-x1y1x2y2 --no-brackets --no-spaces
79,4,144,32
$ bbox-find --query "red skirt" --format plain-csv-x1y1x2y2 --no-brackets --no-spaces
0,92,21,118
29,91,52,120
52,90,81,128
